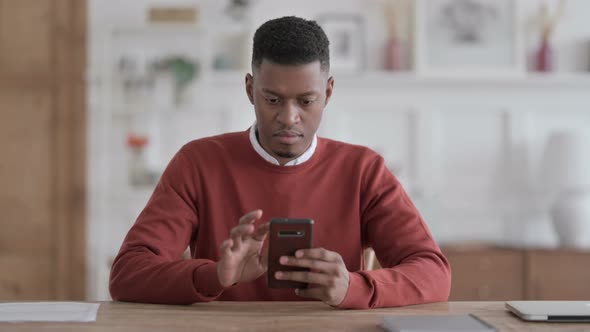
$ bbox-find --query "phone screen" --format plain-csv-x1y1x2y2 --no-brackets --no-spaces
267,218,314,288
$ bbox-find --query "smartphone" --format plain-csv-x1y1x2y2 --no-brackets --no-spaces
267,218,314,288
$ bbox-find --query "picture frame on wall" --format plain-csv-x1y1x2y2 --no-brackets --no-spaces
414,0,524,77
316,14,366,73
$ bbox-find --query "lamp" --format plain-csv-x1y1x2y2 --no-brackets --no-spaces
540,129,590,248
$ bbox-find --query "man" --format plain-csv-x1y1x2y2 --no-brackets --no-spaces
110,16,450,309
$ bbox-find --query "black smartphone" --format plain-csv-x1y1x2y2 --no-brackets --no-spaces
267,218,314,288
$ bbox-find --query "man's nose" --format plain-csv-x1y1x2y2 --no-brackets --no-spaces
277,101,300,126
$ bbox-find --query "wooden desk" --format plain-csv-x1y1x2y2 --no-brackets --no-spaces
2,301,587,331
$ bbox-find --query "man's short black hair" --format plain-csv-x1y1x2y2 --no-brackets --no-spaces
252,16,330,72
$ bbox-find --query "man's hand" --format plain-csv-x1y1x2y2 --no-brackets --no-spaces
275,248,350,306
217,210,270,288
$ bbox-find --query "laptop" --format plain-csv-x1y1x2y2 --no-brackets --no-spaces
506,301,590,322
380,314,496,332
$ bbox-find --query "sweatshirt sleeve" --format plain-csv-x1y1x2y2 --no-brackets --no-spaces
109,149,225,304
338,155,451,309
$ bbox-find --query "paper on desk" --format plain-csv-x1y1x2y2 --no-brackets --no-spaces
0,302,100,322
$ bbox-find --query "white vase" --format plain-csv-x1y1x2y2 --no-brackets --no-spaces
550,189,590,249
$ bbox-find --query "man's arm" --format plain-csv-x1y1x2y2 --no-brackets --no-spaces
338,155,451,309
109,149,225,304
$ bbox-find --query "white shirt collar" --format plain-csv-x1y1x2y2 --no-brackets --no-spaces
249,121,317,166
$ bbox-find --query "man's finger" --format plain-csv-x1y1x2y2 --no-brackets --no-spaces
230,224,254,250
294,287,325,301
219,239,233,256
251,222,270,241
259,248,269,270
239,209,263,225
275,271,332,287
279,257,336,274
230,224,255,238
231,236,242,251
294,248,341,262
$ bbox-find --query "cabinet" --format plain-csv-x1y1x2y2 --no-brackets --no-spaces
442,245,590,301
443,246,524,301
525,249,590,300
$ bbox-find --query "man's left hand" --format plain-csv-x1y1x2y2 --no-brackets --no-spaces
275,248,350,306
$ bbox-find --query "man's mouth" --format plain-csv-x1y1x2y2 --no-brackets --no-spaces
274,131,303,145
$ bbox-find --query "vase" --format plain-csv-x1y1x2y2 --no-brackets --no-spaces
384,37,404,71
534,37,553,72
550,188,590,249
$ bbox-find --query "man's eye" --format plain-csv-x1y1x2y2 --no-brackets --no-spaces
266,98,279,104
301,99,315,106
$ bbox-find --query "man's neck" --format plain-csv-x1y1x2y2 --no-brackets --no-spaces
255,128,315,166
254,129,298,165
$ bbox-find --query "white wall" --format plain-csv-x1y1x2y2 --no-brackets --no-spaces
87,0,590,300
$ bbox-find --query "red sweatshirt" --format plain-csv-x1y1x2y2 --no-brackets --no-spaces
110,129,451,309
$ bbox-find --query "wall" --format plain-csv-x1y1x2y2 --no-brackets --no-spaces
87,0,590,300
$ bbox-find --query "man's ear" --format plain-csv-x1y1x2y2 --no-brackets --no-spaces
245,73,254,105
324,76,334,106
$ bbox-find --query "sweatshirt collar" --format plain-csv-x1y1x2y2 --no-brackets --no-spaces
249,121,317,166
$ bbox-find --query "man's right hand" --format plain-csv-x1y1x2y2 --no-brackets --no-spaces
217,210,270,288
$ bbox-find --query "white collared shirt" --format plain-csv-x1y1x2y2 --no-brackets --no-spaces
249,121,317,166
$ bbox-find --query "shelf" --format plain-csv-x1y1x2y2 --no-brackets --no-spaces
110,24,205,36
356,72,590,88
110,106,196,118
205,70,590,89
103,70,590,120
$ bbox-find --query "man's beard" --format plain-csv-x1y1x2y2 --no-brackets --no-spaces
274,150,298,159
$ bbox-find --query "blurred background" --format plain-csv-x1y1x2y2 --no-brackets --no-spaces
2,0,590,303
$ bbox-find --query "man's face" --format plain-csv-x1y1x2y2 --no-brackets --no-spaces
246,60,334,165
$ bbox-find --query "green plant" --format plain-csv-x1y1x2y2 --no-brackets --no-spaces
152,56,199,105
